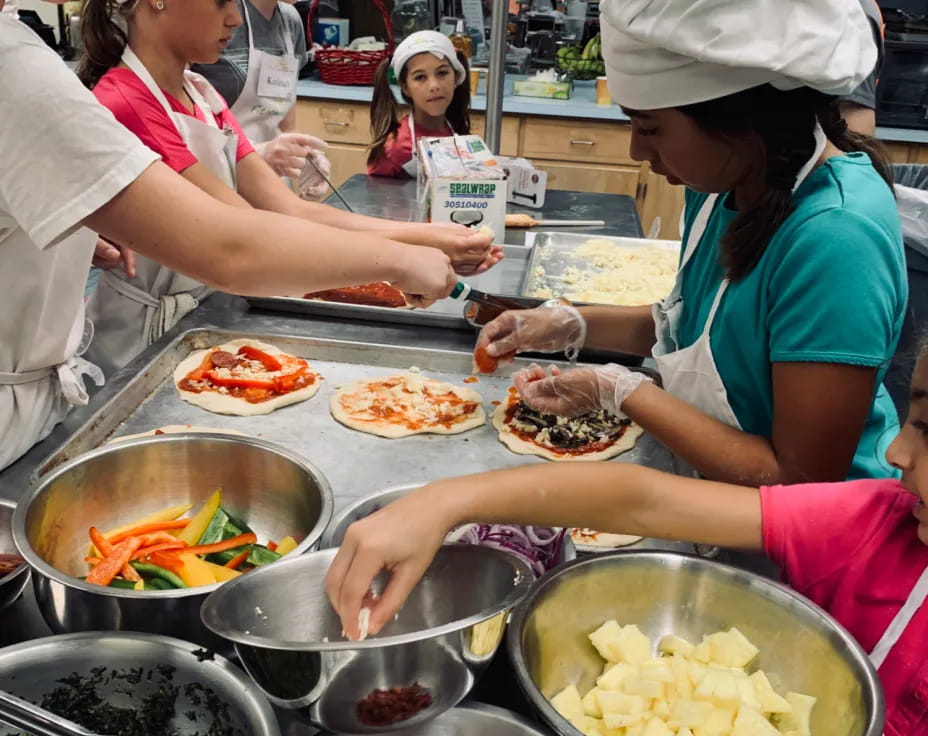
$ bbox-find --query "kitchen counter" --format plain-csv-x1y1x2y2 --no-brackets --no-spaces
297,74,928,145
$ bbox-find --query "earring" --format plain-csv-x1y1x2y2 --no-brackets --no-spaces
155,0,164,8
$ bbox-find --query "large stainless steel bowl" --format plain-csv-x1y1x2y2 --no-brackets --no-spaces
0,631,280,735
0,499,29,614
381,702,552,735
508,552,884,736
321,483,576,566
12,433,333,649
201,545,534,734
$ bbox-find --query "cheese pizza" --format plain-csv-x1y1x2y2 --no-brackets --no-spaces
570,528,643,549
492,388,643,461
174,339,321,416
303,283,409,308
331,373,485,439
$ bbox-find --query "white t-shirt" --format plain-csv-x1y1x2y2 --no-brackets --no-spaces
0,17,158,470
0,1,18,19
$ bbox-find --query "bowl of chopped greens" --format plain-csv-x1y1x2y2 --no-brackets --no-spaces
0,631,281,735
12,433,333,650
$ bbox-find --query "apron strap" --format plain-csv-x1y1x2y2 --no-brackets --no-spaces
0,367,52,386
870,562,928,669
101,269,161,308
700,279,730,338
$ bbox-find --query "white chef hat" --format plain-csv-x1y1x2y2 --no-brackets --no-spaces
391,31,466,87
600,0,878,110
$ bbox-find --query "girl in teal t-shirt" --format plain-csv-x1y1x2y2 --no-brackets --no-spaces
471,1,906,486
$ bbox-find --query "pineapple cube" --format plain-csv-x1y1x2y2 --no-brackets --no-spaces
659,634,696,658
692,638,712,663
695,668,740,710
641,659,675,683
677,730,695,736
706,630,759,669
642,717,675,736
748,671,792,714
626,724,645,736
702,707,735,733
598,691,648,716
668,654,689,680
625,675,666,699
605,712,644,729
653,698,671,720
599,662,639,691
590,620,625,662
731,706,779,736
583,687,604,718
687,661,708,687
774,692,816,736
551,684,586,726
616,625,654,664
675,677,695,699
581,715,607,736
667,699,714,729
731,669,761,711
725,628,759,668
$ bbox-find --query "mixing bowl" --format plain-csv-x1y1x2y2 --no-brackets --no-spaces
12,433,333,649
0,499,29,614
0,631,280,735
201,545,534,734
508,551,884,736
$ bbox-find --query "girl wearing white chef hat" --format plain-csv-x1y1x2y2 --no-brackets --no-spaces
474,0,907,486
367,30,471,178
75,0,498,375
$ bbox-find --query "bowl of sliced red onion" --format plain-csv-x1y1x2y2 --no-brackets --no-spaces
321,485,575,576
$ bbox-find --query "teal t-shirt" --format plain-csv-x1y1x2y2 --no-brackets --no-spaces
679,153,907,480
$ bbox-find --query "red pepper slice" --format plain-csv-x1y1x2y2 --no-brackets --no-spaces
237,345,282,371
188,350,218,382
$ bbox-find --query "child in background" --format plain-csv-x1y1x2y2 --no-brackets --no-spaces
367,30,471,178
327,338,928,735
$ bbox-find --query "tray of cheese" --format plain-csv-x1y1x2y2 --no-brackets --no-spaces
520,233,681,306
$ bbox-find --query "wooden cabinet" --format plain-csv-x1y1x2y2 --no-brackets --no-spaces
469,112,520,156
637,167,686,240
914,145,928,165
521,118,634,165
295,100,371,145
532,160,640,198
884,141,913,164
324,143,372,189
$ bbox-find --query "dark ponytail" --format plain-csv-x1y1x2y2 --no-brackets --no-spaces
679,85,894,282
77,0,133,89
367,49,472,168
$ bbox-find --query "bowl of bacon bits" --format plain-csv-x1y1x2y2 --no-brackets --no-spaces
12,433,333,649
200,545,534,734
0,498,29,613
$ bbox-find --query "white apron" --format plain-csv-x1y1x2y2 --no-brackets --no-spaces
402,115,454,178
229,0,298,146
652,123,828,427
85,48,239,376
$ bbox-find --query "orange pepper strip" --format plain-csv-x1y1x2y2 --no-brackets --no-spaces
107,520,189,544
224,550,250,570
147,550,184,573
267,541,278,552
133,542,186,560
121,563,142,583
85,557,103,565
136,531,187,547
182,532,257,557
86,537,144,586
89,526,114,556
237,345,282,371
188,349,217,381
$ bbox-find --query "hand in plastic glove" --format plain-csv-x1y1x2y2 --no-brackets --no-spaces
298,148,333,200
428,223,503,276
513,362,653,417
91,237,136,278
391,245,457,308
474,301,587,372
256,132,329,179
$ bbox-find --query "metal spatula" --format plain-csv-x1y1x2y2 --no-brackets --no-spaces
0,689,113,736
448,281,527,311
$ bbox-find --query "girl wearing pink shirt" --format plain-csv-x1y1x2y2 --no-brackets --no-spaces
326,337,928,735
367,31,471,179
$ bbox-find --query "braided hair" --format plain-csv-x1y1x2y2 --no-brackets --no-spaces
678,85,892,281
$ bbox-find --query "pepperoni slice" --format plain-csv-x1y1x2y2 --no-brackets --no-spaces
209,350,238,369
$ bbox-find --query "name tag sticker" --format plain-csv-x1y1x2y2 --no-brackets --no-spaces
257,54,296,102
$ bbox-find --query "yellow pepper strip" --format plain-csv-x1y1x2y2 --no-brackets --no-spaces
176,552,218,588
276,536,298,556
202,560,242,582
176,490,222,546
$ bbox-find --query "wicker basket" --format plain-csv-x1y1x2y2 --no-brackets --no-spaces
308,0,393,86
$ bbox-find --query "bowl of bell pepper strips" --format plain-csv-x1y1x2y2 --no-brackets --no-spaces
82,490,302,591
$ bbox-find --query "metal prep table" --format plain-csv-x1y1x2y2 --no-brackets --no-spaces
0,186,648,732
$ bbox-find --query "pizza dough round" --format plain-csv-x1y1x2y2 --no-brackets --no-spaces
173,339,322,417
492,400,643,462
331,373,486,439
107,425,248,444
570,528,644,549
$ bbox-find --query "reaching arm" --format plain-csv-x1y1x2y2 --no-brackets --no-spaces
82,161,456,303
579,305,657,357
325,463,762,638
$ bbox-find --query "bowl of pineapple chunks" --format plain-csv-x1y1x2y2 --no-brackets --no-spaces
507,551,883,736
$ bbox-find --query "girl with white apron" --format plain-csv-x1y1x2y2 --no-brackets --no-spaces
85,48,239,376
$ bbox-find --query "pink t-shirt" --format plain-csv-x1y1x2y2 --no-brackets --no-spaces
93,67,254,174
762,478,928,735
366,114,453,178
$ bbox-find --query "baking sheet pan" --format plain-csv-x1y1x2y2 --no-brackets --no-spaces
246,244,533,331
519,232,681,301
35,330,681,516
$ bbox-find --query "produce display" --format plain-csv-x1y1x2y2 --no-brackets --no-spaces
0,664,243,736
0,552,24,577
81,491,298,590
556,34,605,80
551,620,816,736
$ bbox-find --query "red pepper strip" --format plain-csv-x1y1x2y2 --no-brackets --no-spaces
188,349,218,381
136,531,186,547
147,550,185,574
237,345,282,371
86,537,144,586
182,532,258,557
224,550,250,570
205,367,308,393
89,526,114,556
133,542,186,560
107,520,189,544
267,541,278,552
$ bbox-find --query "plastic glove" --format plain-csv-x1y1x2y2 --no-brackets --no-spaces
475,300,587,368
298,149,333,200
513,362,653,417
256,132,329,179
